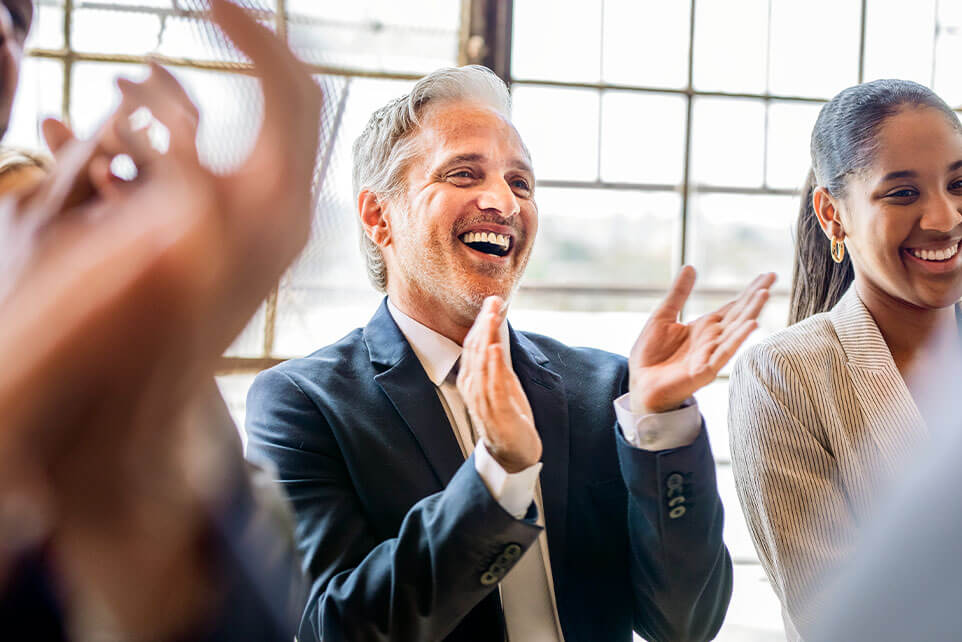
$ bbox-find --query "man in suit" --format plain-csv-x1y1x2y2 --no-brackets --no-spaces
247,64,774,642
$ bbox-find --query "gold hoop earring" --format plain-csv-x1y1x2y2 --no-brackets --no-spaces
831,237,845,264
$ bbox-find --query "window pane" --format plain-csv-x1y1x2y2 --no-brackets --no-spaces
687,193,797,288
717,562,786,640
602,0,689,89
716,463,761,562
72,7,163,56
512,0,602,83
600,91,687,185
864,0,936,87
215,373,257,444
28,1,65,50
72,3,268,61
273,78,415,358
288,0,460,74
512,85,600,181
70,62,149,139
769,0,861,98
70,63,264,173
510,291,659,357
224,302,267,358
691,98,766,188
693,0,768,94
6,58,62,150
524,187,680,289
696,378,733,461
766,101,822,190
935,4,962,108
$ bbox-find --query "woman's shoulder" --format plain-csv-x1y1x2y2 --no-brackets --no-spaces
732,310,846,391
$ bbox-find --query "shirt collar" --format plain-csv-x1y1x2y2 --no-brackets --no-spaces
387,298,511,386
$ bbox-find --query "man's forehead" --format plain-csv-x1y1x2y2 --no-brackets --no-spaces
416,101,531,168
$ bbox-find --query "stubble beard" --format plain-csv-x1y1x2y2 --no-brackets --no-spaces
396,233,526,328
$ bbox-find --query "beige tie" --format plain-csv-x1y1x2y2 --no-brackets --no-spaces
444,359,563,642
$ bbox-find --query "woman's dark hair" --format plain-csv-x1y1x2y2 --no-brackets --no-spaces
789,79,962,325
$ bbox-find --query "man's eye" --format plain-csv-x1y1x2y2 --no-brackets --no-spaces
512,179,530,191
950,180,962,191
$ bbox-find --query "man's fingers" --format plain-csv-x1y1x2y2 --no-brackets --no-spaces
720,272,776,327
720,288,769,342
708,319,757,372
652,265,696,321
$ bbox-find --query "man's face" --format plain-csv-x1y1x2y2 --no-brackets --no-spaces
384,101,538,327
0,0,32,139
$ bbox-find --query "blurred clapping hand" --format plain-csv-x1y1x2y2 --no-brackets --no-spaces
0,0,320,636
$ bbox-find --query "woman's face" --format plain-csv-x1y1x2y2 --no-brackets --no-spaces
840,106,962,310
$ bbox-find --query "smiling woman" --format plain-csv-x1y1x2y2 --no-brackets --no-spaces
728,79,962,641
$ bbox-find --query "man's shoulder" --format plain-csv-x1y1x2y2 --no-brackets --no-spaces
254,327,371,393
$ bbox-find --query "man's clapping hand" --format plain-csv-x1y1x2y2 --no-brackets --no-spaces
457,296,541,474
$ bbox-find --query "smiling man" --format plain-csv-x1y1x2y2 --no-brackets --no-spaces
247,65,773,642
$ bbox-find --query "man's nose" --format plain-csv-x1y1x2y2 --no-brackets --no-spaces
476,178,520,218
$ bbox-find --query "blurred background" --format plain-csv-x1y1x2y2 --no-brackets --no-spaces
10,0,962,639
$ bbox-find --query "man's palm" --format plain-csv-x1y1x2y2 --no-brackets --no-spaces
629,267,775,415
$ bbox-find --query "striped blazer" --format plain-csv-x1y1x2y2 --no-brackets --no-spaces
728,288,928,641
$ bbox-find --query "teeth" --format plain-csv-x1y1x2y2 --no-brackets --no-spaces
461,231,510,249
910,242,959,261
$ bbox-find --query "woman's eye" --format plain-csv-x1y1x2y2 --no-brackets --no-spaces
950,180,962,191
886,188,918,199
512,179,530,191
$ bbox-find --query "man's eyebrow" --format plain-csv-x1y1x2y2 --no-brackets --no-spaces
511,159,534,175
438,154,485,168
949,159,962,173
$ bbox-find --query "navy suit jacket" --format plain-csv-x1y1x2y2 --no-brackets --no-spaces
246,300,732,642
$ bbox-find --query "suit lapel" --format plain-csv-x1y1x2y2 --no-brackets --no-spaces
830,289,927,474
364,299,465,487
510,327,571,601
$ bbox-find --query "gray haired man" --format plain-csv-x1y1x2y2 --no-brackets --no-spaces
247,64,773,642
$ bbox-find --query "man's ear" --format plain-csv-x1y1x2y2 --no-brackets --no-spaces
812,186,845,240
359,190,391,248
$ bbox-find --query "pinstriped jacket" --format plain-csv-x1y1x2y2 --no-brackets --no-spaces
728,288,929,641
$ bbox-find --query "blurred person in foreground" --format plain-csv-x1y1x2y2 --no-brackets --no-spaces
0,0,320,638
246,64,776,642
728,79,962,640
0,146,50,195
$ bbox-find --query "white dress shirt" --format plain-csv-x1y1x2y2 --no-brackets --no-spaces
387,300,701,641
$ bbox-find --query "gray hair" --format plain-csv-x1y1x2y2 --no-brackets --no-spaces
352,65,512,291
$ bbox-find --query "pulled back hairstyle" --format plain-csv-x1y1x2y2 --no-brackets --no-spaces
789,79,962,324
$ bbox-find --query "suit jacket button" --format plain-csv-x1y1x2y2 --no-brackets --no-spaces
666,473,684,489
504,543,522,560
481,571,499,586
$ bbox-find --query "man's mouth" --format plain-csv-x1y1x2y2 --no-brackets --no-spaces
459,231,512,257
905,240,961,263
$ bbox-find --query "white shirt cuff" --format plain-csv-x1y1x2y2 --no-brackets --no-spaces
474,439,541,519
613,394,701,451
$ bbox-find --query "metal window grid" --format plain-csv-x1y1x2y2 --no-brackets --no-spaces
25,0,959,374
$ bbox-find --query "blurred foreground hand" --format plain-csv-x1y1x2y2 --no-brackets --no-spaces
0,0,320,637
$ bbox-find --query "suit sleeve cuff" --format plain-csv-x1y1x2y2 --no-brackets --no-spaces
614,394,701,451
473,440,541,519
